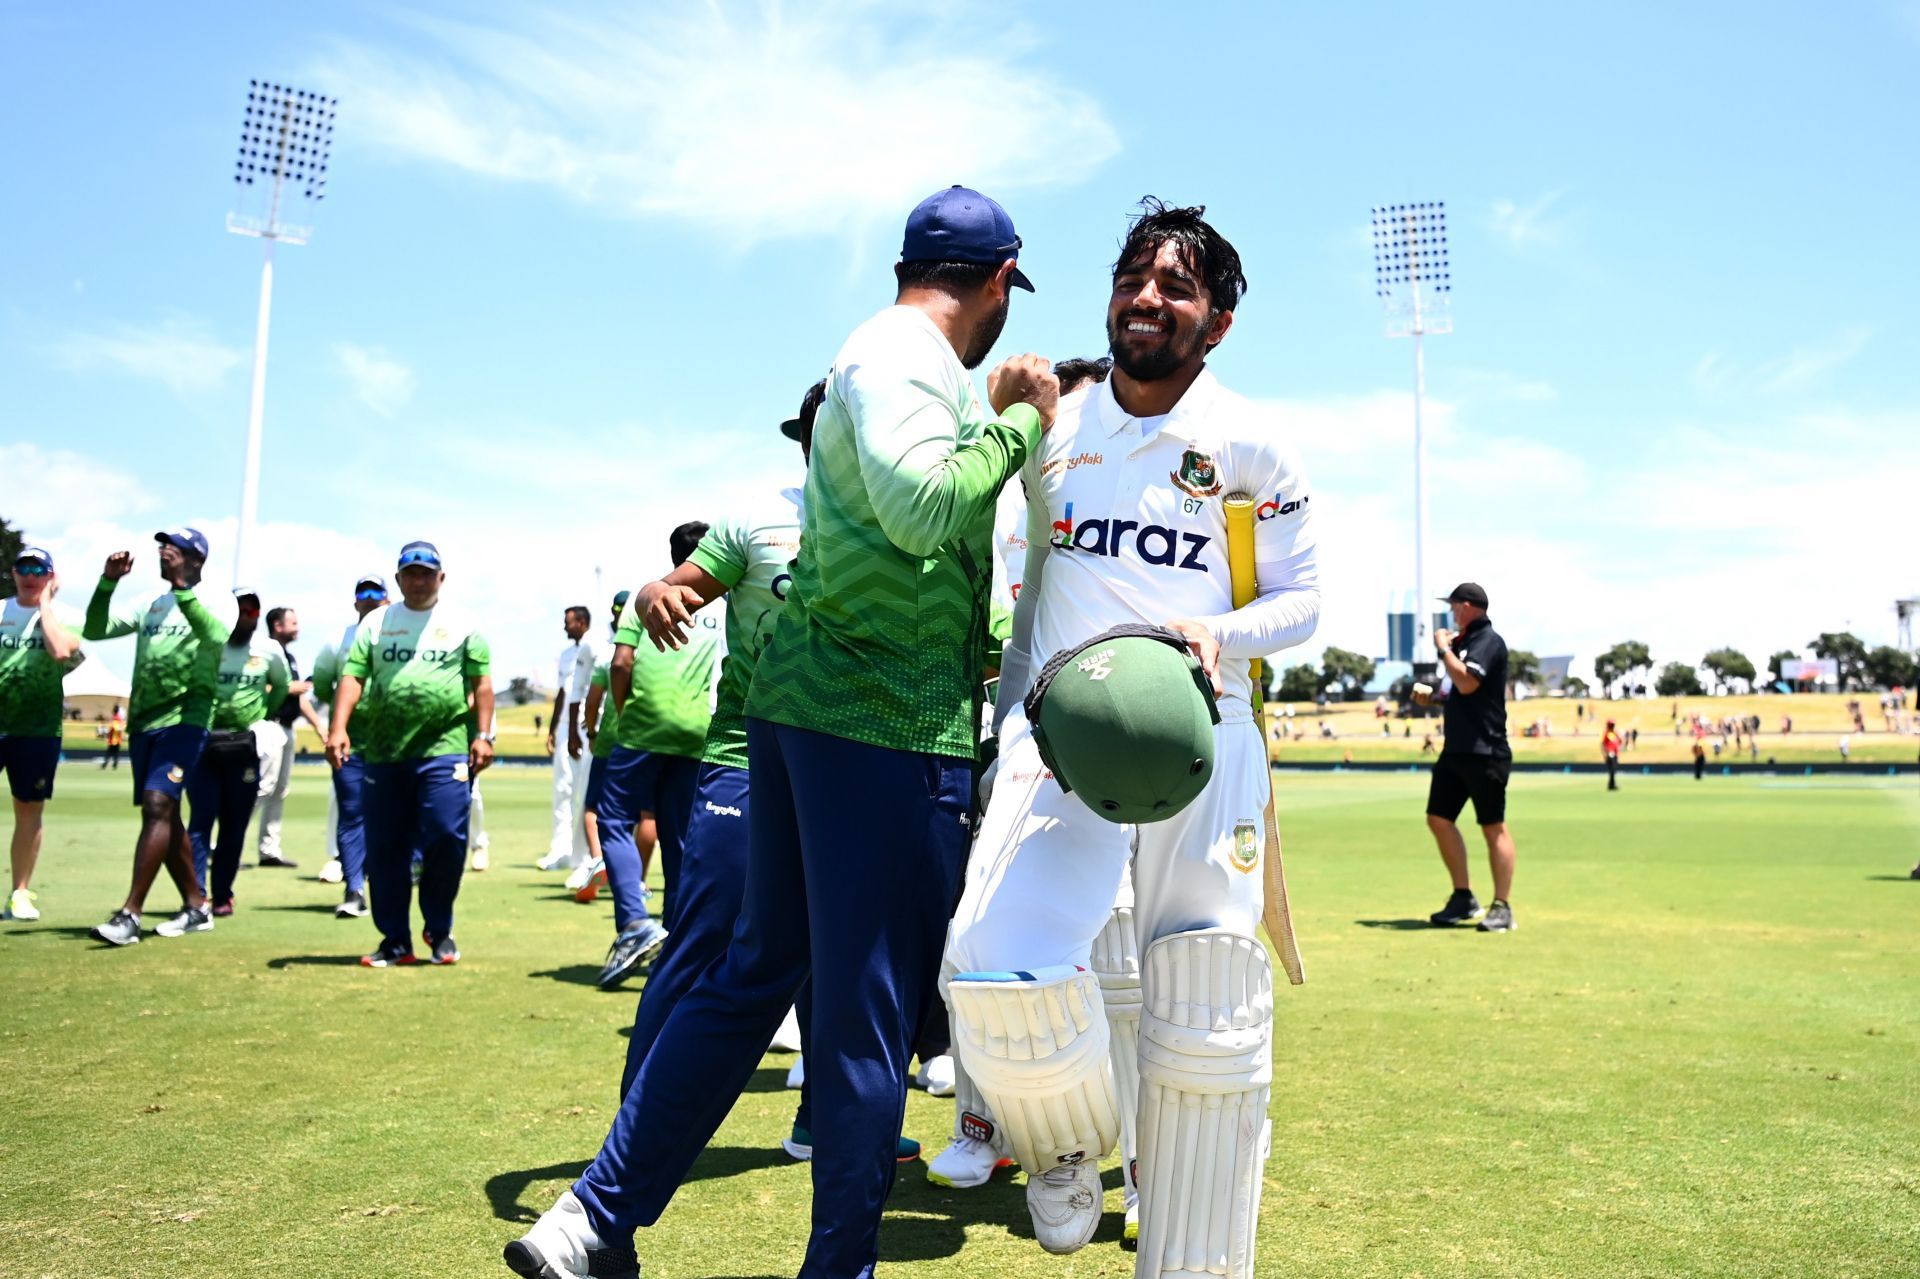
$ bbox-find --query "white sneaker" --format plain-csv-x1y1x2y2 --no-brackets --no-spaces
1123,1191,1139,1249
926,1135,1012,1189
501,1188,637,1279
470,847,490,872
769,1005,803,1053
535,851,571,872
1026,1162,1101,1255
563,859,596,891
785,1055,805,1090
316,858,344,885
915,1054,956,1097
4,888,39,921
155,906,213,937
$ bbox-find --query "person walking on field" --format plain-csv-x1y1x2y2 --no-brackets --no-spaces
101,715,124,769
189,589,289,917
314,573,388,916
540,606,597,875
326,541,494,967
507,184,1055,1279
251,606,325,869
1602,719,1623,791
1416,582,1519,934
83,530,233,945
1,546,86,922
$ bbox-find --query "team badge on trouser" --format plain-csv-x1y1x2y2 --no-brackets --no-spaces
1136,930,1272,1279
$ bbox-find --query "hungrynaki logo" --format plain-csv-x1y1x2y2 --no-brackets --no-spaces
1050,503,1211,572
1076,647,1117,681
1256,491,1310,521
1170,448,1223,497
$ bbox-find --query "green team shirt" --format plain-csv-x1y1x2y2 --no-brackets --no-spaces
588,658,618,760
610,599,724,760
0,599,86,738
211,639,292,732
84,580,231,733
688,489,804,770
745,305,1039,758
342,602,490,763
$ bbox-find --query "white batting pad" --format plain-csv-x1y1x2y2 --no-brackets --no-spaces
948,965,1122,1173
1136,930,1274,1279
1092,903,1143,1198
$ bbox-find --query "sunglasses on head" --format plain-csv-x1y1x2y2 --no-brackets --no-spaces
13,564,50,577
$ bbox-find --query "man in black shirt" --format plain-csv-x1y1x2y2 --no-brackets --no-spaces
1412,583,1519,932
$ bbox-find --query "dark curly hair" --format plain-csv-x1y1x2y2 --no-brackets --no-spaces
1113,197,1247,316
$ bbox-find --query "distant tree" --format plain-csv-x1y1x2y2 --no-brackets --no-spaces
1595,640,1652,698
1810,632,1870,690
1766,650,1799,687
1507,649,1541,696
1277,663,1322,703
1655,661,1704,697
1701,647,1756,694
1864,646,1918,690
506,675,537,706
1320,647,1375,702
0,517,22,601
1564,675,1591,698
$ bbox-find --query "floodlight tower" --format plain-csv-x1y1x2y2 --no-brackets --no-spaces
1371,202,1452,680
226,80,336,588
1897,597,1919,651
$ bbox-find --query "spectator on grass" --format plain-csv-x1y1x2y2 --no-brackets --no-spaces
1602,720,1623,790
1413,582,1519,933
252,607,325,870
189,590,289,916
1,546,85,923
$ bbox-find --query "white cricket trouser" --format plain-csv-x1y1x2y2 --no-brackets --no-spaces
946,704,1268,975
469,782,489,853
548,730,590,864
252,721,297,856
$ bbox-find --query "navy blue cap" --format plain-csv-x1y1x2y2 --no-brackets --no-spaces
902,186,1033,291
396,541,442,571
232,586,261,603
155,527,210,559
355,572,388,599
14,546,53,570
612,588,631,613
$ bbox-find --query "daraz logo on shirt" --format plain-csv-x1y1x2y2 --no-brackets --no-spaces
1255,491,1311,521
1049,503,1211,572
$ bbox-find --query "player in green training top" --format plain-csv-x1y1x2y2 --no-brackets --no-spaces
511,185,1055,1279
592,523,725,988
1,546,85,924
328,541,492,967
187,588,290,917
83,528,233,946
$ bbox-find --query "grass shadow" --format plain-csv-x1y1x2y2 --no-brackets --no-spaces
1864,875,1918,882
530,964,609,987
2,925,106,941
740,1065,791,1095
1355,918,1447,931
266,954,369,968
256,902,346,914
486,1159,588,1223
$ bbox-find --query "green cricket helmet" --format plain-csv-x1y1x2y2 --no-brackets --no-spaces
1024,624,1221,825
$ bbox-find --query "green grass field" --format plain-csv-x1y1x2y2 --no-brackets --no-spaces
3,764,1917,1278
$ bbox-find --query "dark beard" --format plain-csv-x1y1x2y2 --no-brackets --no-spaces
961,293,1011,370
1107,308,1211,382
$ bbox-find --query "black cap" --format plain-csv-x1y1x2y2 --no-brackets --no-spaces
1439,582,1489,608
780,378,829,442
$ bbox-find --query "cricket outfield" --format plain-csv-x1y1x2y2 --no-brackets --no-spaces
2,763,1914,1277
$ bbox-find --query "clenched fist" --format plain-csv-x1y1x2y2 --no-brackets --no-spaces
102,551,134,581
988,353,1059,431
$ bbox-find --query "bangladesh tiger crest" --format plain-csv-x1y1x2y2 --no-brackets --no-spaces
1231,820,1259,872
1170,448,1222,498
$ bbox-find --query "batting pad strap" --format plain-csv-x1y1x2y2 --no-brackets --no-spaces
1089,905,1142,1015
948,968,1122,1172
1136,929,1274,1279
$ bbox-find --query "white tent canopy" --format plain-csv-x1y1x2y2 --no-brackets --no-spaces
63,658,130,700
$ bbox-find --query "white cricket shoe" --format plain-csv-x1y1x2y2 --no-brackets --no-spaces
501,1188,638,1279
785,1055,805,1090
470,847,491,872
1123,1195,1139,1249
535,851,571,872
5,888,40,921
915,1054,956,1096
1027,1163,1101,1255
316,858,344,885
769,1005,803,1053
562,859,596,891
925,1135,1012,1189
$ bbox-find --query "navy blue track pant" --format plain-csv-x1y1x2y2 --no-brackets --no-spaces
187,729,260,903
332,754,369,895
363,754,470,948
574,719,972,1279
597,747,700,932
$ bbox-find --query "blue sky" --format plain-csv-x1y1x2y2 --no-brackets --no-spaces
5,0,1916,689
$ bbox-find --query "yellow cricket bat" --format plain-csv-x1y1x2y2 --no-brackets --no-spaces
1225,494,1305,985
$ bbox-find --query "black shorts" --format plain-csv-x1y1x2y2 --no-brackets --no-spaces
1427,752,1511,826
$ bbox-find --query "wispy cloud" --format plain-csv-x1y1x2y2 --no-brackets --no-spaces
335,343,416,418
42,316,243,395
1488,189,1569,251
310,2,1118,246
0,442,159,534
1452,367,1558,403
1694,327,1871,394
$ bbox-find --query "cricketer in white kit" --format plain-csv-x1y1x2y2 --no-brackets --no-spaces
543,608,596,872
943,200,1320,1278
